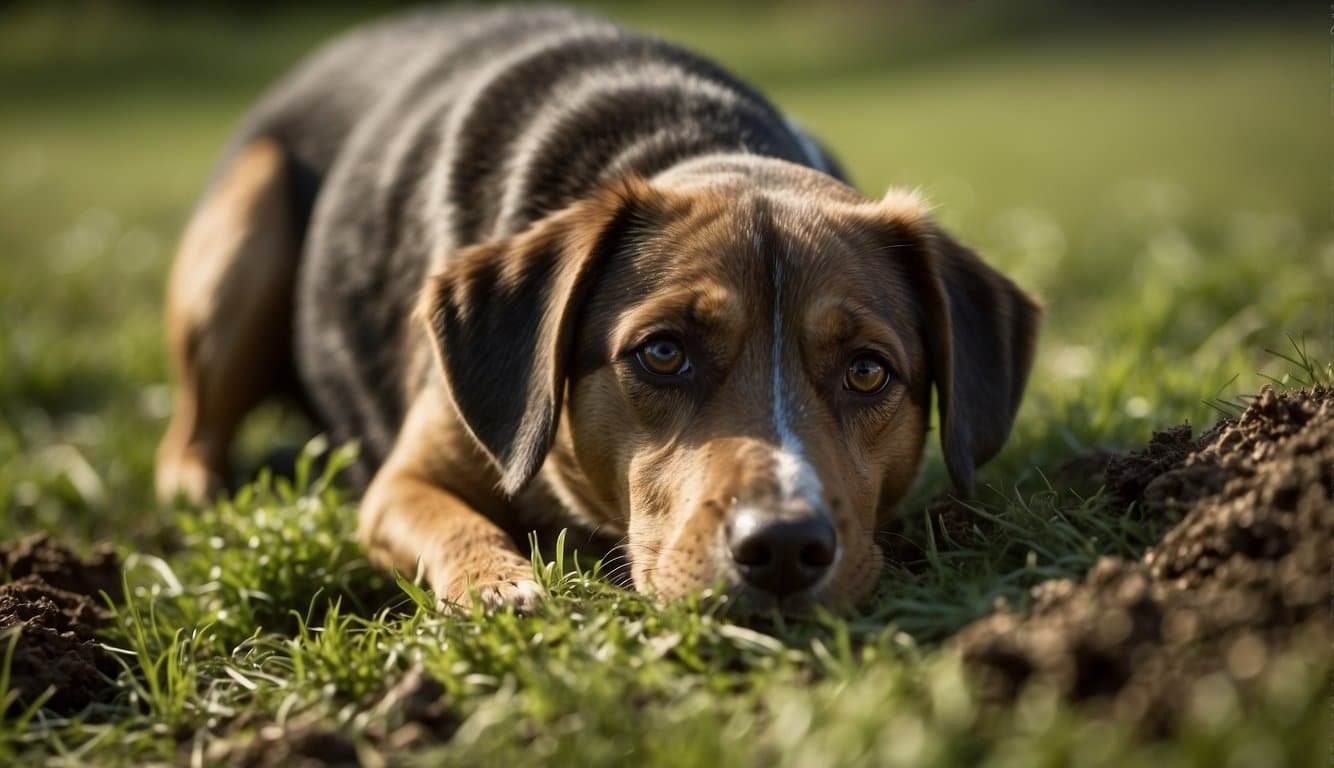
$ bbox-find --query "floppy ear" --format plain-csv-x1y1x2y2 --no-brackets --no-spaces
871,194,1041,494
422,179,661,495
913,222,1042,494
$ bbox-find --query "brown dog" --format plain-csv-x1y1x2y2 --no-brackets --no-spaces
156,8,1040,613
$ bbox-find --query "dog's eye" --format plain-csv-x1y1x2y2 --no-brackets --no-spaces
636,335,689,376
844,353,889,394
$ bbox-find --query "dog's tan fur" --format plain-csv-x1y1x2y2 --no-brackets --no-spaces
157,138,297,506
160,144,1038,613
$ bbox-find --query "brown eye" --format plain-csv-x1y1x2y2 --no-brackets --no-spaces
636,335,689,376
845,354,889,394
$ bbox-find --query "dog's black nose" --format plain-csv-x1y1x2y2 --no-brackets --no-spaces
728,510,837,598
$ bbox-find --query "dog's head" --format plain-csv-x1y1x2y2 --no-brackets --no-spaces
425,157,1040,611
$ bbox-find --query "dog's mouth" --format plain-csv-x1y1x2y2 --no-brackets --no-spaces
715,580,832,616
646,571,838,617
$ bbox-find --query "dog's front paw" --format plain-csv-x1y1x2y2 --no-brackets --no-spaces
472,577,544,614
155,442,225,506
433,556,544,615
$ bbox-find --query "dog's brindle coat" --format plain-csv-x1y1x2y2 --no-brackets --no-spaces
156,7,1040,613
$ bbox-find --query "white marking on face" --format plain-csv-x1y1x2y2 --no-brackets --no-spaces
769,241,824,507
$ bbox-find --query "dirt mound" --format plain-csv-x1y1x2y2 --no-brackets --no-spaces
954,385,1333,734
1101,423,1200,510
0,576,119,713
0,535,122,714
1,533,122,599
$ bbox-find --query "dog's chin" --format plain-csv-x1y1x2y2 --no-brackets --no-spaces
713,582,833,617
639,574,827,616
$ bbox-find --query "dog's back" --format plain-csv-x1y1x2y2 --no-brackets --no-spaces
218,7,837,474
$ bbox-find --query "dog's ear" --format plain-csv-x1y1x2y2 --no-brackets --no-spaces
422,179,663,495
919,225,1041,494
876,194,1042,494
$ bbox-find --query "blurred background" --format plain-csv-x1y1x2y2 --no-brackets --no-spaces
0,0,1325,545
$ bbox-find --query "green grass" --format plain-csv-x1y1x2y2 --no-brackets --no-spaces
0,3,1329,765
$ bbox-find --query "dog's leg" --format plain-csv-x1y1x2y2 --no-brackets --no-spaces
359,393,543,613
156,138,298,504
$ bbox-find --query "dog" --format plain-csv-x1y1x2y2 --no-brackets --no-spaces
155,7,1040,613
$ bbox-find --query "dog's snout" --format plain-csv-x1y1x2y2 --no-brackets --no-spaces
728,509,837,597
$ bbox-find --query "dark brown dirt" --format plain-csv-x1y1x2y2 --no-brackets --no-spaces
1,532,122,599
954,385,1333,734
1102,423,1201,511
0,534,122,714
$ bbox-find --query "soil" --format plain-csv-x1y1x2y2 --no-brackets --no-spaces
954,385,1333,734
1,533,122,598
1101,423,1200,511
0,534,123,713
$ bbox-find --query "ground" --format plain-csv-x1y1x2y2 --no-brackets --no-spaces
0,3,1329,766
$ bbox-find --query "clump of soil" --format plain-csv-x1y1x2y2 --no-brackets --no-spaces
1101,423,1201,510
0,534,122,713
954,385,1333,734
1,533,122,599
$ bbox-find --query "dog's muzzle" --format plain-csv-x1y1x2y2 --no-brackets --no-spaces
726,505,837,598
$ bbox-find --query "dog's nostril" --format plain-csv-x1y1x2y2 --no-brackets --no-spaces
800,538,835,568
728,509,837,598
731,536,772,568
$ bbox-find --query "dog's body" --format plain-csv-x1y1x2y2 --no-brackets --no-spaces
233,8,841,480
157,7,1039,612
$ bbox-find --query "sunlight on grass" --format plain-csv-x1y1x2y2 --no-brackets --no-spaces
0,3,1328,765
6,433,1327,765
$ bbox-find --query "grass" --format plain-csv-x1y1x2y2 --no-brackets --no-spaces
0,2,1329,765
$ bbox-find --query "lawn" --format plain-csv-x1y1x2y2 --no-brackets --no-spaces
0,3,1328,765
